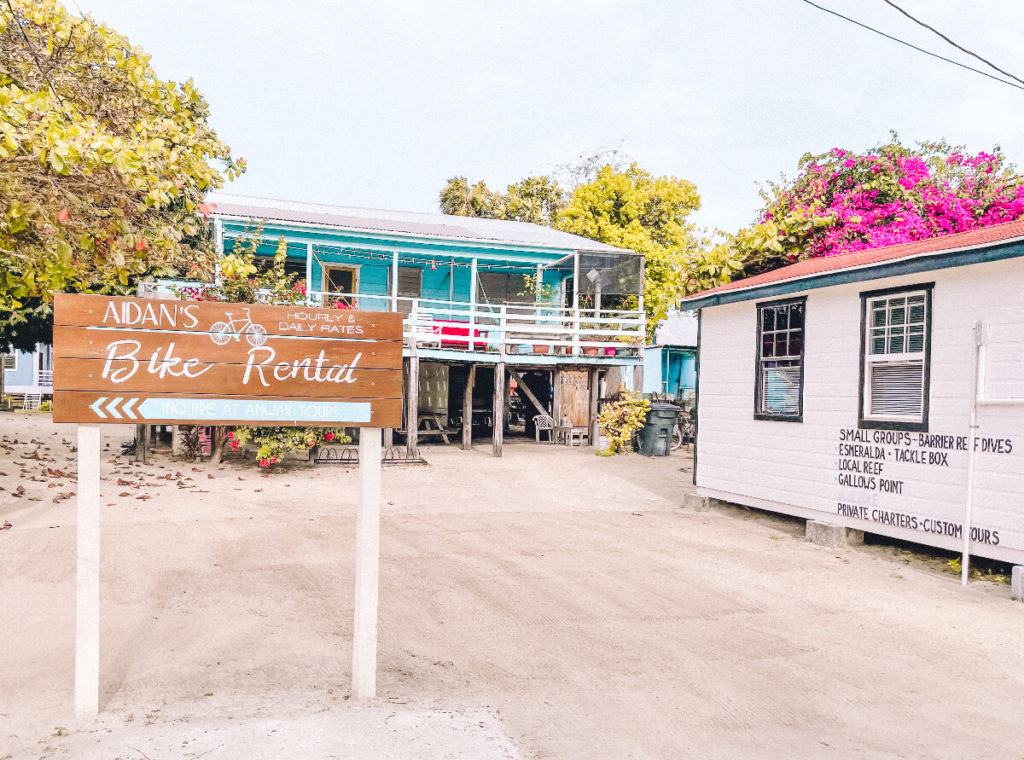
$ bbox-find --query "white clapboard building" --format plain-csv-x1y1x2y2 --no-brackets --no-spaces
679,221,1024,567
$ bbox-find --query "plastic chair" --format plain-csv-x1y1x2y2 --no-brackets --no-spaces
533,414,555,443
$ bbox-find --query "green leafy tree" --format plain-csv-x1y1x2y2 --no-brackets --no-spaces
0,0,244,352
501,176,567,225
438,176,500,218
557,163,704,332
438,174,566,225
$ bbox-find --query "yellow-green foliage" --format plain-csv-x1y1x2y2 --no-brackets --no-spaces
0,0,243,348
597,391,650,456
678,242,745,298
557,164,703,336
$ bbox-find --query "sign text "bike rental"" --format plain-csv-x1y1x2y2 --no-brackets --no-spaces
52,294,404,427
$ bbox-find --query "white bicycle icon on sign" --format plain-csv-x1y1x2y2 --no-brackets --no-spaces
209,307,268,347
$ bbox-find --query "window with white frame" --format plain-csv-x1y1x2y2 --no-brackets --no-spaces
755,297,805,421
1,353,15,371
860,286,931,430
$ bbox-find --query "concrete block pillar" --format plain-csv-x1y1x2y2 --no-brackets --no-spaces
806,521,864,548
682,493,712,512
1012,566,1023,602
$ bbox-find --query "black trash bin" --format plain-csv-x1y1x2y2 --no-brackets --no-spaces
637,402,681,456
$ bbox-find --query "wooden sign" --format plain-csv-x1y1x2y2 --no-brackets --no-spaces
53,294,404,427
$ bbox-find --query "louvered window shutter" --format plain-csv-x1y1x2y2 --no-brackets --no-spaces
762,366,801,415
869,362,924,417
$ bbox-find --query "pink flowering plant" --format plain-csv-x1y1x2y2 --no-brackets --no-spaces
228,426,351,467
729,135,1024,277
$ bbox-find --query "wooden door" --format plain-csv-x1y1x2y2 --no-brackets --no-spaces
558,369,590,426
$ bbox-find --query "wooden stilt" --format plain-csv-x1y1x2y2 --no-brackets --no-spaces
406,354,419,458
588,368,601,448
383,428,393,448
462,364,475,451
134,423,146,463
552,368,563,425
492,361,505,457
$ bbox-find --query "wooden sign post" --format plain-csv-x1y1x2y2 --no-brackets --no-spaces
53,294,403,719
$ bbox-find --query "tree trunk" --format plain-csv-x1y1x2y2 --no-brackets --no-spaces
210,425,230,465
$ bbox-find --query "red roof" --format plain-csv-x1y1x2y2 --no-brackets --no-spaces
681,219,1024,304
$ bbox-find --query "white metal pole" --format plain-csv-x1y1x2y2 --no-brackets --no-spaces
391,250,399,312
961,322,986,586
572,252,581,356
469,258,478,350
75,423,101,721
352,427,382,699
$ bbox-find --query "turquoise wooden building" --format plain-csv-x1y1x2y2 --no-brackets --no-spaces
207,195,646,455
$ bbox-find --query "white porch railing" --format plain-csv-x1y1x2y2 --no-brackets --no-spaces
37,369,53,388
304,291,646,357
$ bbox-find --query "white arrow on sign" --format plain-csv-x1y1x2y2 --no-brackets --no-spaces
121,398,139,419
106,397,124,419
88,397,140,420
89,397,108,419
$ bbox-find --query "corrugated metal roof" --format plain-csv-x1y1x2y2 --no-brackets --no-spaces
680,220,1024,307
206,193,631,254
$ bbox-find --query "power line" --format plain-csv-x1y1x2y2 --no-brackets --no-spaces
880,0,1024,87
799,0,1024,92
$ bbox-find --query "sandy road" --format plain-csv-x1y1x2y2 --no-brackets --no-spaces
1,413,1022,759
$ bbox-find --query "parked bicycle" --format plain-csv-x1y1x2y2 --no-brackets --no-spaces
671,409,695,451
209,307,268,347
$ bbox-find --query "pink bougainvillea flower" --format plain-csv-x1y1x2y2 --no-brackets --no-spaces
324,432,335,441
259,458,269,467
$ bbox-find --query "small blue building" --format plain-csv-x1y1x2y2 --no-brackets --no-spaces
2,344,52,400
207,195,647,454
643,310,697,407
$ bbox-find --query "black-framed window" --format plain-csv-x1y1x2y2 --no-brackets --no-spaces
859,284,932,431
755,297,805,421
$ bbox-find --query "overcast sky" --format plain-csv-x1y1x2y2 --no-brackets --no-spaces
77,0,1024,236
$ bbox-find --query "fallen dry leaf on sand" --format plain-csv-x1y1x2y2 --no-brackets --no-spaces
1,520,11,530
